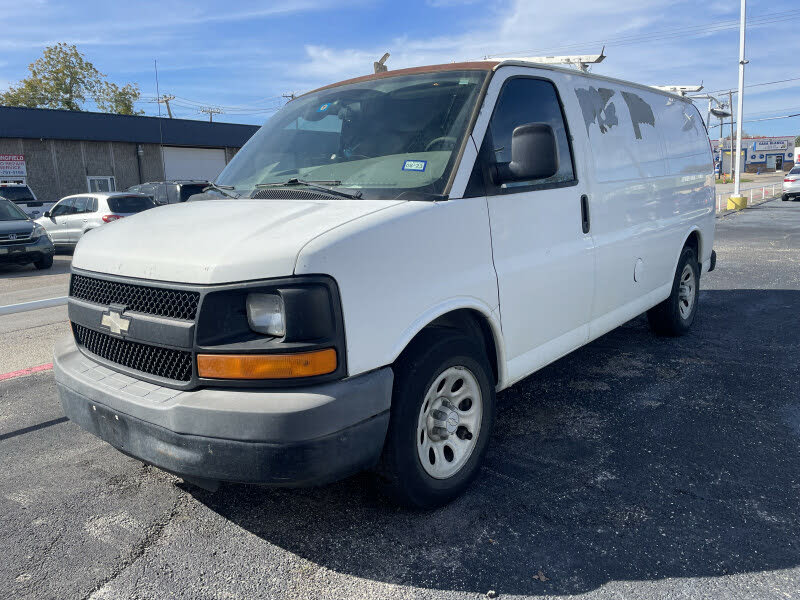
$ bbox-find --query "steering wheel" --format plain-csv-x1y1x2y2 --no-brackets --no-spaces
425,136,458,151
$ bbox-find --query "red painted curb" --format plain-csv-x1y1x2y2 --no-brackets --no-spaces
0,363,54,382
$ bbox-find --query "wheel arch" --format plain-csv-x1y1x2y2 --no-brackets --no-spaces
673,227,702,273
388,300,506,389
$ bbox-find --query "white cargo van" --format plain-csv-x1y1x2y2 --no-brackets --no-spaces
55,60,716,507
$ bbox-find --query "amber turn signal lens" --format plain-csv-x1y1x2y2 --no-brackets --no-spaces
197,348,337,380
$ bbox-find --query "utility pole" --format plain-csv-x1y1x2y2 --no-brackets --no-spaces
199,107,222,122
727,91,734,178
729,0,748,208
156,94,175,119
281,92,296,101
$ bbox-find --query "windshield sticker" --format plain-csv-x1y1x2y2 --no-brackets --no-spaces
402,160,427,172
317,103,330,112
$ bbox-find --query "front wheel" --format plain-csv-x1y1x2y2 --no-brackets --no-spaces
33,254,54,270
647,246,700,336
377,330,495,508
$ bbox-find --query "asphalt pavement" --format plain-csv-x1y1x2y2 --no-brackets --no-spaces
1,201,799,599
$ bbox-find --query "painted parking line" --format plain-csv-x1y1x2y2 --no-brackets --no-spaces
0,296,68,316
0,363,54,382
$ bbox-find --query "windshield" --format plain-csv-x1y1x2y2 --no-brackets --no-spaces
216,69,488,200
0,186,35,203
108,195,155,213
0,198,29,221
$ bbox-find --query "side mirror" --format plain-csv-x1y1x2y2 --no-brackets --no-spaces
43,210,51,218
495,122,559,184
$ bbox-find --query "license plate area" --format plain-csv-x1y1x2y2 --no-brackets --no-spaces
89,402,131,449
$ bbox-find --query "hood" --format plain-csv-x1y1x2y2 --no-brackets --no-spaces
0,220,33,236
72,198,404,284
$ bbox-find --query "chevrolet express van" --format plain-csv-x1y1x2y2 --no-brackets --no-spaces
55,60,716,507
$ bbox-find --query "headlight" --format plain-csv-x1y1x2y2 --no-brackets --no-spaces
246,293,285,337
30,223,49,241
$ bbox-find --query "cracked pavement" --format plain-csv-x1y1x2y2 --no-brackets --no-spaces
1,199,800,599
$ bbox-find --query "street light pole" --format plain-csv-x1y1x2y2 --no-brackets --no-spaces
730,0,748,206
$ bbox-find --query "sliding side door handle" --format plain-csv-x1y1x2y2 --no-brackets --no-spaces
580,195,591,234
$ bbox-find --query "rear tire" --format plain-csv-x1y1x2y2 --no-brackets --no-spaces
33,255,53,270
647,246,700,336
782,194,790,201
377,329,495,509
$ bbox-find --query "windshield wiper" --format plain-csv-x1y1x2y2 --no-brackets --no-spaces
255,178,362,199
202,183,240,199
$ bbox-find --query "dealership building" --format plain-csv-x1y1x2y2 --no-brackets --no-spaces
712,135,796,174
0,106,259,203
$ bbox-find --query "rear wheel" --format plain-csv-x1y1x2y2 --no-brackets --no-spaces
647,246,700,336
377,330,495,508
783,194,790,201
33,255,53,270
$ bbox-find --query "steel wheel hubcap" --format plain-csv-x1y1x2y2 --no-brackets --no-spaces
678,264,696,320
417,366,483,479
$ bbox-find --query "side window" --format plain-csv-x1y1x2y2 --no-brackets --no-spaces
58,198,76,215
483,77,575,192
154,184,168,204
166,184,179,204
73,196,89,214
50,200,69,217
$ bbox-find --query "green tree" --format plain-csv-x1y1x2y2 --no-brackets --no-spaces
1,43,141,115
95,82,143,115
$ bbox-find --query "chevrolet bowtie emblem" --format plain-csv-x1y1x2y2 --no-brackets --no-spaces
101,310,130,335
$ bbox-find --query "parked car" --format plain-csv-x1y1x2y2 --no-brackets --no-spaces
36,192,155,249
127,180,210,205
56,60,716,508
0,183,54,219
0,197,54,269
782,166,800,201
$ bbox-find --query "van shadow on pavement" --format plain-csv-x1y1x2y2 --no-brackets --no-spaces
192,288,800,596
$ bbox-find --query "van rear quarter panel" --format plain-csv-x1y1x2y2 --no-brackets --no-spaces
565,76,714,331
294,198,500,379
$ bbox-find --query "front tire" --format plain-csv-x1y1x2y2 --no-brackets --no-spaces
33,254,54,270
647,246,700,336
377,330,495,509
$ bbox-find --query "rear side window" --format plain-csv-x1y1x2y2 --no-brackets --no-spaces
107,196,155,213
484,78,576,191
790,167,800,175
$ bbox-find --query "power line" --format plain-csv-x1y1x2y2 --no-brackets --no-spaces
484,8,800,60
703,76,800,95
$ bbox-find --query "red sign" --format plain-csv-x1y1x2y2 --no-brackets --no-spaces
0,154,26,177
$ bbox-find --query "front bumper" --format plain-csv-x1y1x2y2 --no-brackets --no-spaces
0,236,54,263
54,336,393,486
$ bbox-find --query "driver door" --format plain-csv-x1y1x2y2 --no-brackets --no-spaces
42,198,73,244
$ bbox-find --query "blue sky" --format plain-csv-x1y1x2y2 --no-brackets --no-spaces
2,0,798,137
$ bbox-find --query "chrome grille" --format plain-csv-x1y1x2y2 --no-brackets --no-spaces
0,232,32,244
70,274,199,321
73,323,193,382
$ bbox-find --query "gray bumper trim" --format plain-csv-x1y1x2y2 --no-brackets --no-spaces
53,336,393,443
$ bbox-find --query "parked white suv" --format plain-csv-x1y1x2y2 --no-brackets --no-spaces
55,60,716,507
36,192,155,249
